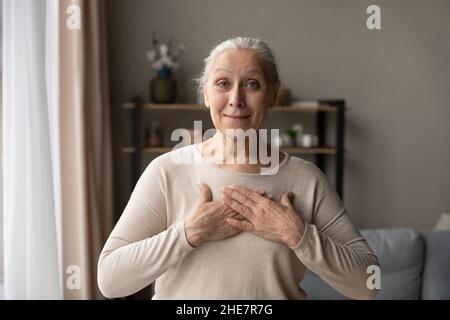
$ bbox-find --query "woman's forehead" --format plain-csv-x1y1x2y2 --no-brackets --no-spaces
211,49,264,73
213,68,263,76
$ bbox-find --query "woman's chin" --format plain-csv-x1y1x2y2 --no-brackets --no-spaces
221,118,249,129
222,124,252,132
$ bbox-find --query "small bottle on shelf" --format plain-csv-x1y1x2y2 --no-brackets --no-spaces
292,123,303,147
149,121,163,147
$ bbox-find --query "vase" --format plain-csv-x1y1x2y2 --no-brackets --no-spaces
150,68,177,103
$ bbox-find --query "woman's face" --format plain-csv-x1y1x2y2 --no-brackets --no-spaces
203,49,277,134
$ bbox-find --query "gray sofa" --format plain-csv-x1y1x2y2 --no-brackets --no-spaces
301,228,450,300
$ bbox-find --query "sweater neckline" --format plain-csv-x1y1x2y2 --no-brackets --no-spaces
192,142,290,177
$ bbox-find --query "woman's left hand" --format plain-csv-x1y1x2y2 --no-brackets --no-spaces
221,185,306,247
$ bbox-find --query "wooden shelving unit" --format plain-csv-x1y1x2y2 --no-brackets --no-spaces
123,98,346,197
121,98,346,300
122,102,338,113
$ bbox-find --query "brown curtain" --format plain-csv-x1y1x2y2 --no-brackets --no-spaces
59,0,113,299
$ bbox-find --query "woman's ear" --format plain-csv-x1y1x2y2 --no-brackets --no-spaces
273,82,281,104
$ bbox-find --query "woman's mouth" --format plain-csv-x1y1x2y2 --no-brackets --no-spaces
223,114,251,120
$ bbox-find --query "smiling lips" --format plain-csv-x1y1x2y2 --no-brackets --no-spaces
223,114,250,119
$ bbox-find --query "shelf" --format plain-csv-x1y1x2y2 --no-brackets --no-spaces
122,146,337,155
123,102,338,113
124,97,346,198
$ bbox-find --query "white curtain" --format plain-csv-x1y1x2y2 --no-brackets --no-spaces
3,0,62,299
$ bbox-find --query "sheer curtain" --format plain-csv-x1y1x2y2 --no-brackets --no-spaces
0,0,4,299
3,0,112,299
3,0,61,299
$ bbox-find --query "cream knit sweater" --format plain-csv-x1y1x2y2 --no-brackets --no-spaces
98,144,379,299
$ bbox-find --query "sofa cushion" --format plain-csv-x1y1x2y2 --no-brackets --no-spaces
301,228,425,299
362,229,425,299
422,230,450,299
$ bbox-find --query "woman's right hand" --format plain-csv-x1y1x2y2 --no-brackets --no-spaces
185,183,274,247
185,183,245,247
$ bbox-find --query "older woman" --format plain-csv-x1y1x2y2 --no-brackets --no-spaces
98,37,379,300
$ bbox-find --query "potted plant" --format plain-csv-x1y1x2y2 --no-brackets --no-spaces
146,32,186,103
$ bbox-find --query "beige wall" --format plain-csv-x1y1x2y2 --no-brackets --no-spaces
105,0,450,231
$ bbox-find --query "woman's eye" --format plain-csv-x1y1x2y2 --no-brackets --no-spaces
216,80,228,88
246,81,260,89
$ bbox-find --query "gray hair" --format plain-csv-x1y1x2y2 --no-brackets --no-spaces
194,37,280,103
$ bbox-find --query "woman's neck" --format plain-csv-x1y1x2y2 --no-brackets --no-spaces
198,132,284,173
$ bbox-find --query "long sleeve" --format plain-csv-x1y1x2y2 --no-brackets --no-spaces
97,160,195,299
291,162,380,300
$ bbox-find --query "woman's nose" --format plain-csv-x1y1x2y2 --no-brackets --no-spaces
229,84,245,107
